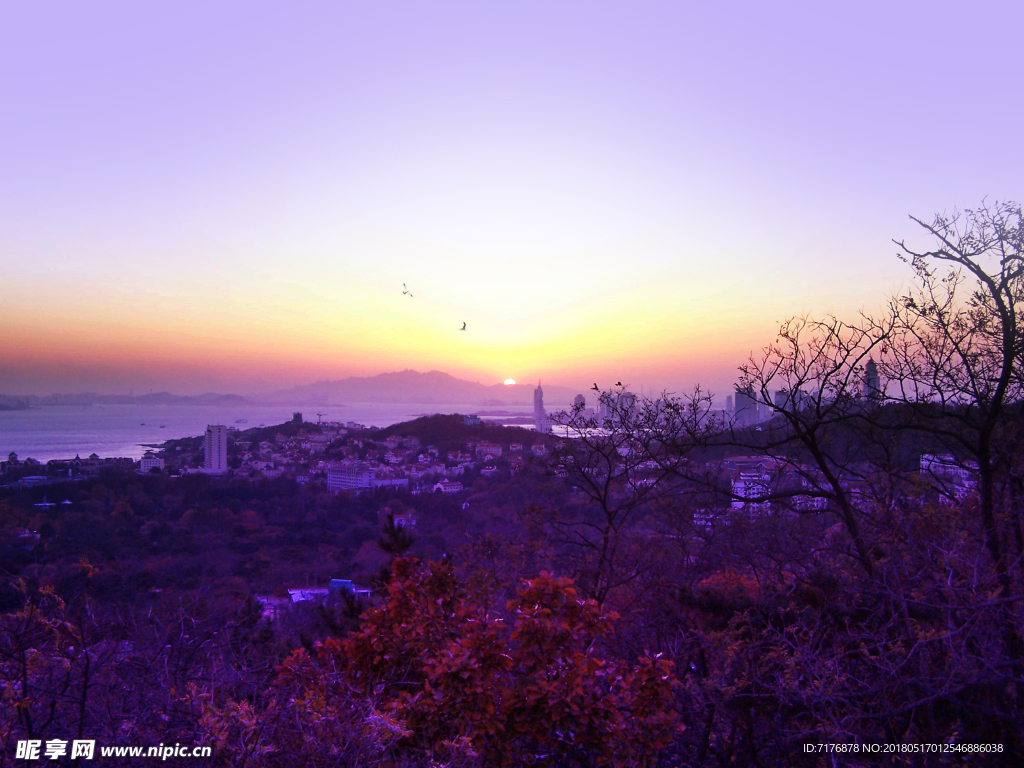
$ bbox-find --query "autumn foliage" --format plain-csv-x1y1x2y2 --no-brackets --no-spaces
207,558,680,767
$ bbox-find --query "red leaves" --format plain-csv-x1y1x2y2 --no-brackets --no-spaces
291,559,681,765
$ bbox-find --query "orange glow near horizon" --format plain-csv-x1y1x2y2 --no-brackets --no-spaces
0,273,889,398
1,240,906,397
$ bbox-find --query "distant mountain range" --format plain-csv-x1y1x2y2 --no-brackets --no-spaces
0,371,587,409
0,392,252,407
260,370,581,407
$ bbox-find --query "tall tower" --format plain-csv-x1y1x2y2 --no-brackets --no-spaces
204,425,228,474
863,358,881,400
734,386,756,426
533,380,546,432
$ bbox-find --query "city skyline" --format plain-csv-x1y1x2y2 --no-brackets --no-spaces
2,1,1022,397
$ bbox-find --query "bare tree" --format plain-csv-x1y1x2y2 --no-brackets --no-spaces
882,200,1024,658
534,385,721,604
735,314,893,577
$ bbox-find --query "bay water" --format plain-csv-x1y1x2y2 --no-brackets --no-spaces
0,403,542,462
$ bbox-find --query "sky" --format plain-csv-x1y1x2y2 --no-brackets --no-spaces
1,1,1022,398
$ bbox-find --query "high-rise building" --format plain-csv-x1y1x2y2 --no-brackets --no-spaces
618,391,636,413
863,358,881,400
204,425,228,474
774,388,807,411
534,381,547,432
571,393,597,421
734,387,757,426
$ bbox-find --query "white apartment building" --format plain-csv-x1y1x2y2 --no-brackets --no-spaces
327,464,376,492
204,425,228,474
475,442,503,459
731,468,771,511
140,451,164,472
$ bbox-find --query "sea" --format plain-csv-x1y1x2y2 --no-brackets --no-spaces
0,403,544,462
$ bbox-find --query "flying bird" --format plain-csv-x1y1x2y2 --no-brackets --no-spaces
459,322,467,331
402,283,413,297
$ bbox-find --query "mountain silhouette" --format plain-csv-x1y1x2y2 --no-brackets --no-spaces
261,370,579,406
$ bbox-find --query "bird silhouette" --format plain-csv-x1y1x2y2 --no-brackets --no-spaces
402,283,413,297
459,322,467,331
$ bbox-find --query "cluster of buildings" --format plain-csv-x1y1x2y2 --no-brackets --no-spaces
4,368,980,517
558,390,637,426
2,451,135,484
688,449,980,528
135,419,558,495
321,433,551,494
725,359,883,427
919,453,979,501
2,411,564,493
721,455,830,515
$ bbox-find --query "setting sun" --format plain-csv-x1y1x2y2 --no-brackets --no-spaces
503,378,516,385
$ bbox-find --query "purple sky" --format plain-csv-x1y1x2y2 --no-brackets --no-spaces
1,1,1021,396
